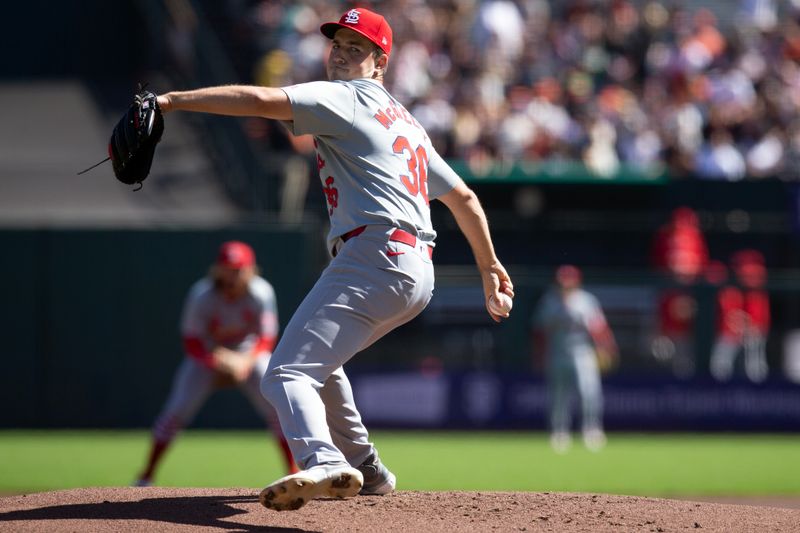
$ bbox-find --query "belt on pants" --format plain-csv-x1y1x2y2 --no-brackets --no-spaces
341,226,433,259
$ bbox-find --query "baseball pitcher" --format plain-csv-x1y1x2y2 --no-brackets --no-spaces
141,7,513,511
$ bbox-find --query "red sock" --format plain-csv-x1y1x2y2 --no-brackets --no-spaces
139,439,170,481
276,435,298,474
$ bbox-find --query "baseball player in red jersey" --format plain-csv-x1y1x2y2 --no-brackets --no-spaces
709,250,770,382
650,206,709,378
154,7,513,510
134,241,297,486
651,207,709,280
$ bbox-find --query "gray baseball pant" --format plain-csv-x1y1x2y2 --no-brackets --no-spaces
261,225,434,469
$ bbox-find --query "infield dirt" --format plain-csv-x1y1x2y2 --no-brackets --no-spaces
1,487,799,532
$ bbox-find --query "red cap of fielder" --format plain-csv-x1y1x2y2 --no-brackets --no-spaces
556,264,582,285
320,7,393,56
217,241,255,269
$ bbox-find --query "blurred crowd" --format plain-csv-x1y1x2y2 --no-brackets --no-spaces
193,0,800,180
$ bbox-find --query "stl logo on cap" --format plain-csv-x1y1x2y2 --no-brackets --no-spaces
320,7,393,56
344,9,361,24
217,241,255,269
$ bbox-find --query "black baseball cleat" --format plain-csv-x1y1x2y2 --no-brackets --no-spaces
259,464,363,511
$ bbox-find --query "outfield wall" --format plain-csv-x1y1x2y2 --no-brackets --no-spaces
0,226,324,428
2,214,800,431
350,372,800,432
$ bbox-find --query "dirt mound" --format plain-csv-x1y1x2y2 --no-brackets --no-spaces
1,487,798,532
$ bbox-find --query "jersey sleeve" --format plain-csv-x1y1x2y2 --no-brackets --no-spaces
179,280,215,367
584,293,609,332
426,148,463,200
281,81,355,137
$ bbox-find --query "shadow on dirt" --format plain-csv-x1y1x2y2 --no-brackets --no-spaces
0,494,316,532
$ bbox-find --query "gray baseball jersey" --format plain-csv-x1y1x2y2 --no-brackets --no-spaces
281,78,461,253
532,288,607,359
151,275,280,443
262,78,461,470
181,276,278,354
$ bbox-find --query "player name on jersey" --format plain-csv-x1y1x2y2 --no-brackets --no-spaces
373,98,427,140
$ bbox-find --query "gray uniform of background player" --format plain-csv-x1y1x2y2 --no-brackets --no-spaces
154,276,281,440
532,286,607,440
259,78,462,469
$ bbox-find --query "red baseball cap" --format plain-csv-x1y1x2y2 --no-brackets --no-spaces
556,264,582,285
732,249,765,268
216,241,255,269
320,8,393,56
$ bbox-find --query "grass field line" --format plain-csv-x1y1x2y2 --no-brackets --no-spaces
0,430,798,496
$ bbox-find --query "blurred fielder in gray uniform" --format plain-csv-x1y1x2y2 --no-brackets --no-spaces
154,7,513,511
531,265,617,453
135,241,296,486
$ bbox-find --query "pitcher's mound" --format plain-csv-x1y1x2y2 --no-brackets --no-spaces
1,487,799,532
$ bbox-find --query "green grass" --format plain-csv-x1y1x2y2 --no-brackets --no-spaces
0,430,799,497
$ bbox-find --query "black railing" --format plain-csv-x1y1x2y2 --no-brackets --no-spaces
136,0,281,215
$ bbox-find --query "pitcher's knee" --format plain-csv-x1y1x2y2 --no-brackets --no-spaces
260,365,312,400
260,367,284,402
